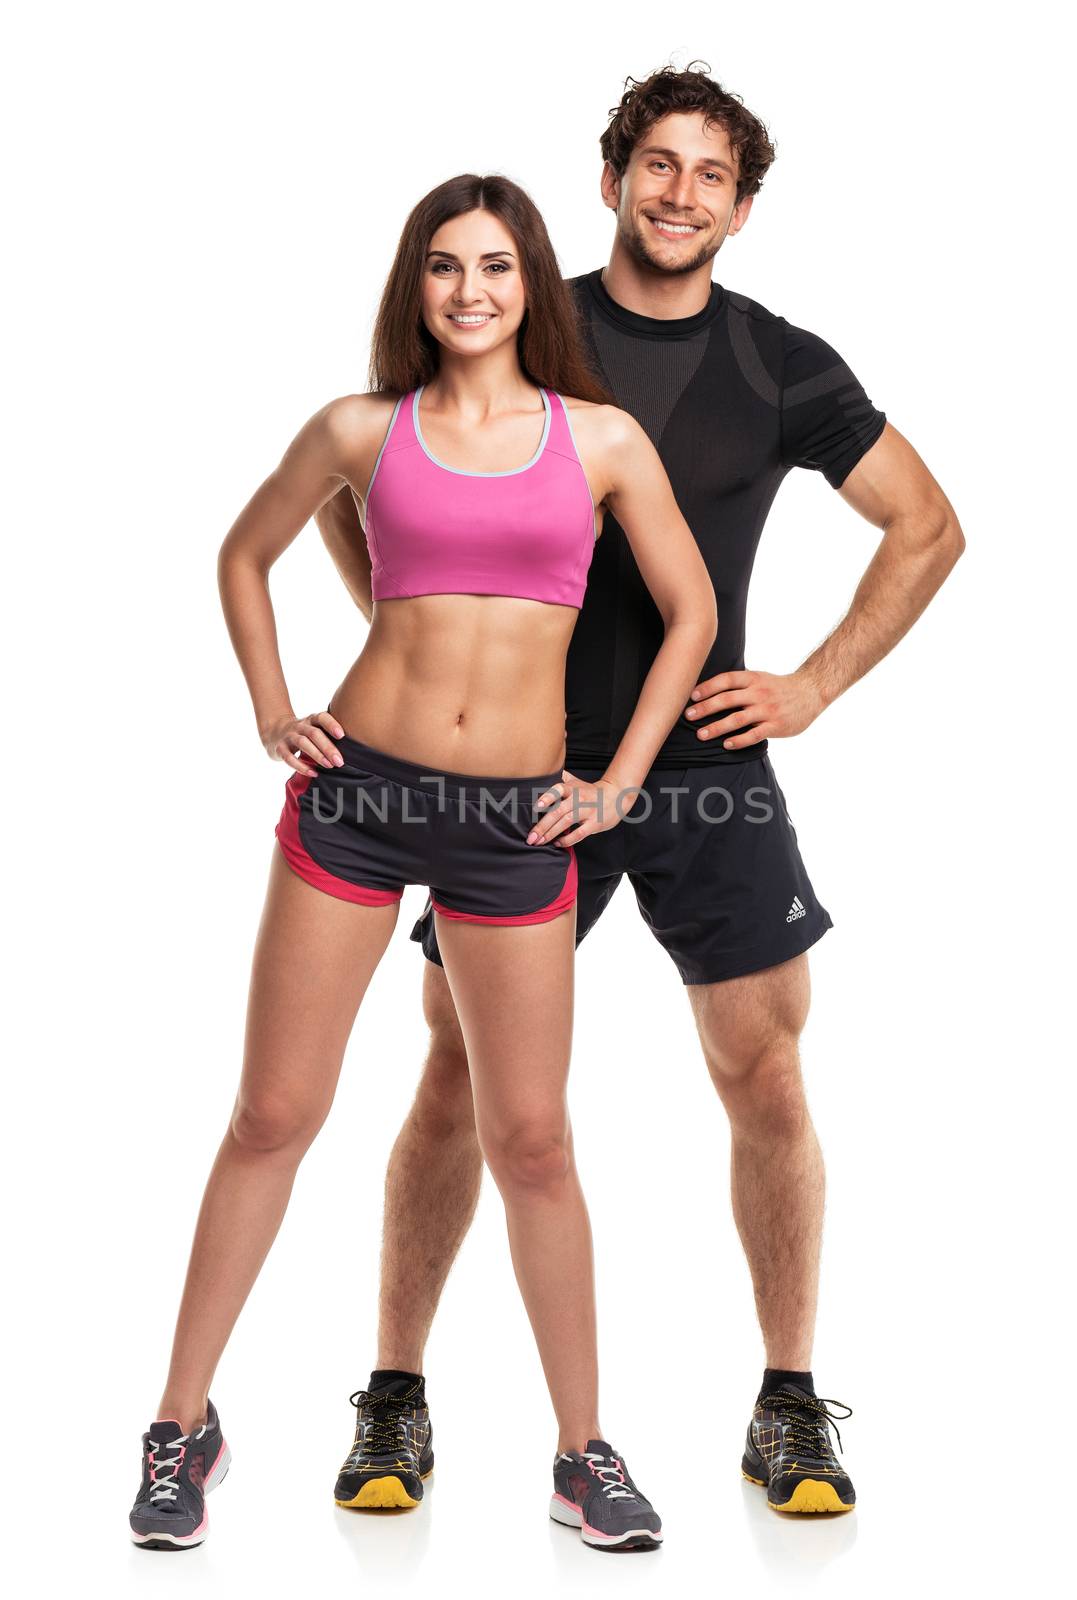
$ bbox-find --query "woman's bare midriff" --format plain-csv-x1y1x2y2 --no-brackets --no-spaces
328,594,578,778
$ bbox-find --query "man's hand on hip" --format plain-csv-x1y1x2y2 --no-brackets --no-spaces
685,668,827,751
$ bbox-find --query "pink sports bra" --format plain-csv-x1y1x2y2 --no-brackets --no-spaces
363,386,597,608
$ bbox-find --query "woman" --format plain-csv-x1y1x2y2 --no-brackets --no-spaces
128,174,715,1553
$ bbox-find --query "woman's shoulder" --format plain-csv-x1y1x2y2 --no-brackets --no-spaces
275,392,407,491
306,392,407,477
558,395,645,448
320,391,404,445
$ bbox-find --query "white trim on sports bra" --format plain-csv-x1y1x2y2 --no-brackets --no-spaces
411,385,552,478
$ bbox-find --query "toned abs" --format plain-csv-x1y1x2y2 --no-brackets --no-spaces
329,594,577,778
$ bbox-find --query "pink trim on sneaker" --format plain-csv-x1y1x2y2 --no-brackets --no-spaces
131,1508,208,1546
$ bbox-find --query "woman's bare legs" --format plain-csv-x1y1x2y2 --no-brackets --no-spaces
435,906,600,1453
157,850,398,1431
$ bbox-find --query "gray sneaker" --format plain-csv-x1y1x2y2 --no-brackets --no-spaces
550,1439,662,1550
129,1401,231,1549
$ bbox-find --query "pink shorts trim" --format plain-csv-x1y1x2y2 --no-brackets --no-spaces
275,774,403,907
431,848,577,927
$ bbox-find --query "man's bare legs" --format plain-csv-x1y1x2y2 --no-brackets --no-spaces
687,954,823,1369
377,951,822,1375
376,961,484,1372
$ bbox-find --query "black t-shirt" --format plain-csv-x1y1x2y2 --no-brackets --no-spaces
565,269,886,768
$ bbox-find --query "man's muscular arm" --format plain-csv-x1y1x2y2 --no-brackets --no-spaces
686,422,965,749
315,485,373,622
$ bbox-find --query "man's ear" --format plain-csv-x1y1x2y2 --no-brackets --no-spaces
727,193,755,239
599,160,621,213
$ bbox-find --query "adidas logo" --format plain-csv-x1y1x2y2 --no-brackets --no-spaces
785,895,807,923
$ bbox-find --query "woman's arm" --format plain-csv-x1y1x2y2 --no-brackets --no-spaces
531,408,716,845
314,485,374,621
217,395,380,772
596,410,716,795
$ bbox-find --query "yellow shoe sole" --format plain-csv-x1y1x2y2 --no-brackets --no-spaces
772,1478,854,1514
739,1465,851,1516
336,1470,432,1511
742,1470,854,1514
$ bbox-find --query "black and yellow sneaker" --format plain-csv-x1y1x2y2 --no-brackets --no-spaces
334,1372,433,1510
741,1384,855,1513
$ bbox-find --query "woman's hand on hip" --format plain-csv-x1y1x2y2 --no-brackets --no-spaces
263,710,346,775
528,770,628,848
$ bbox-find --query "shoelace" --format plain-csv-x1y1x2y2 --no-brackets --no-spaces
347,1386,421,1459
762,1388,853,1461
146,1423,206,1504
583,1451,637,1501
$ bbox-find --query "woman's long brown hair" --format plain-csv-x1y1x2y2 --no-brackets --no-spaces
369,174,610,404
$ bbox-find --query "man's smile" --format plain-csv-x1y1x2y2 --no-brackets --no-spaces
645,214,705,239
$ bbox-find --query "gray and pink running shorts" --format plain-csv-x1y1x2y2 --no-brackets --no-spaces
275,734,576,926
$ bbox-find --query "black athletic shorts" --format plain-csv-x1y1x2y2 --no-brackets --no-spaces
276,734,576,926
410,754,831,984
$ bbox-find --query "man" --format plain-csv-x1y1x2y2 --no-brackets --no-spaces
317,65,964,1520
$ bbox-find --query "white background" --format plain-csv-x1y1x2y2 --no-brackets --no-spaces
3,2,1073,1595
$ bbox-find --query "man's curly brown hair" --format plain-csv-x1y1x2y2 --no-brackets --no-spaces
600,63,776,202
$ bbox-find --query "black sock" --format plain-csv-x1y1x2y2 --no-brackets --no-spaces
759,1367,815,1403
369,1368,424,1391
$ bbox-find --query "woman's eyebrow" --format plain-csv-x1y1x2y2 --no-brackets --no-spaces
426,249,517,261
